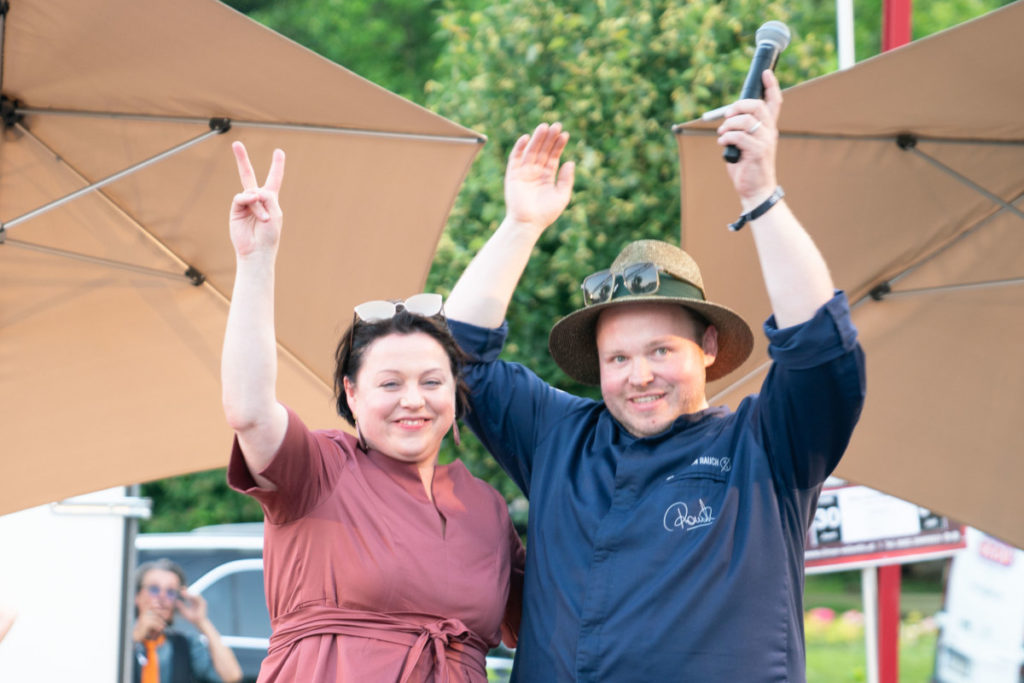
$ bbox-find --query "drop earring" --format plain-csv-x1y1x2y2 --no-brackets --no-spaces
451,420,461,447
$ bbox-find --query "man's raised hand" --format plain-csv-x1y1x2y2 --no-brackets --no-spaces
504,123,575,233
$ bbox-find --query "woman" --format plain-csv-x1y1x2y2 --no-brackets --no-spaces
221,142,523,682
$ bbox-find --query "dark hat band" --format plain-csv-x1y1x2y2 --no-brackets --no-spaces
601,274,705,306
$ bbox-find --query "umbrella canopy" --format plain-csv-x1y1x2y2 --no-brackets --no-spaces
674,2,1024,548
0,0,483,514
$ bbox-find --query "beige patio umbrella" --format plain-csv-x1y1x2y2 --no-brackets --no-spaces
0,0,483,514
674,2,1024,548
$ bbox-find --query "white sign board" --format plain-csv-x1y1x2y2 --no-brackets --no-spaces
806,481,965,572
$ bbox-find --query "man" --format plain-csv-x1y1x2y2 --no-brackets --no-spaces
445,71,866,681
133,559,242,683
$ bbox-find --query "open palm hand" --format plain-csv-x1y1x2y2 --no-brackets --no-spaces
504,123,575,231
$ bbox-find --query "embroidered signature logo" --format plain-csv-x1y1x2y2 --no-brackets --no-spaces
663,499,715,532
693,455,732,473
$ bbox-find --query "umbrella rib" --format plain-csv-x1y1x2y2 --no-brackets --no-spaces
903,144,1024,222
709,359,773,404
1,121,227,232
231,119,485,144
884,276,1024,298
1,119,213,286
712,280,937,403
3,236,196,283
675,126,1024,150
15,106,486,145
858,155,1024,303
703,275,1024,403
2,115,340,395
890,191,1022,288
705,274,1024,403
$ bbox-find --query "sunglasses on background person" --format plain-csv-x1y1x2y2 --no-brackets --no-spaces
581,262,663,306
143,585,180,602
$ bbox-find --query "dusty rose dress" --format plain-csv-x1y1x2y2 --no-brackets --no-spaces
228,407,524,682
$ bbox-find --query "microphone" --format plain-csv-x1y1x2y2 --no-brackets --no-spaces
723,20,791,163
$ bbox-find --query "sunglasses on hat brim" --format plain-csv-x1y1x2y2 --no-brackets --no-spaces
581,262,664,306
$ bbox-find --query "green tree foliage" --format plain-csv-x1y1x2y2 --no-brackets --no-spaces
421,0,835,497
141,469,263,532
795,0,1013,64
223,0,449,103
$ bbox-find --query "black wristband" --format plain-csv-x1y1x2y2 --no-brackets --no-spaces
728,186,785,232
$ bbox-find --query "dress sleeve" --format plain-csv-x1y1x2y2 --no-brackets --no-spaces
449,319,594,495
227,406,352,524
500,517,526,649
753,291,867,490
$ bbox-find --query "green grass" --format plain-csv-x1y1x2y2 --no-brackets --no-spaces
806,632,937,682
804,568,944,615
804,565,945,682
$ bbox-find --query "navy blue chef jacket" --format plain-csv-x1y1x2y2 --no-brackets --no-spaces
449,292,865,682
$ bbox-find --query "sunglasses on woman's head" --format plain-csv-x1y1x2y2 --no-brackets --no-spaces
353,293,445,323
345,294,446,370
581,262,663,306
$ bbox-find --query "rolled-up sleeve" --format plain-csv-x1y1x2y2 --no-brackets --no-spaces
756,291,867,490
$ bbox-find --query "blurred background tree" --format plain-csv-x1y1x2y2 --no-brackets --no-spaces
230,0,447,104
141,0,1011,532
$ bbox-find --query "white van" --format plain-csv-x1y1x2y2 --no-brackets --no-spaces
933,527,1024,682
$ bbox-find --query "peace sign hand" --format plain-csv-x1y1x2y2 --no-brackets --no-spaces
229,141,286,257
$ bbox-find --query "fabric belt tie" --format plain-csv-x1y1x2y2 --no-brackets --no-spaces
269,604,487,682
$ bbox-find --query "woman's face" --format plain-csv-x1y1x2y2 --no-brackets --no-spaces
344,331,456,465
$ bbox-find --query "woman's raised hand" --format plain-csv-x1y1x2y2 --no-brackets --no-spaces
229,141,286,257
504,123,575,232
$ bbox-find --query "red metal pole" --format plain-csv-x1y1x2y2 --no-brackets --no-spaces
879,2,911,679
877,564,902,683
882,0,913,50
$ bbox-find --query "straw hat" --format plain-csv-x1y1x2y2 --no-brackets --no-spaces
548,240,754,385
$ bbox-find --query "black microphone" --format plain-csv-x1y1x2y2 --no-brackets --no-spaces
723,21,791,164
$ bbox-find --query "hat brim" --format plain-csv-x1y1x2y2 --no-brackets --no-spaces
548,295,754,386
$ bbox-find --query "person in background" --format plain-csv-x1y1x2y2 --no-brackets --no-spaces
133,558,243,683
220,142,524,682
443,70,866,681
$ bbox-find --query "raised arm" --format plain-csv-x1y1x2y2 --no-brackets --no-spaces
176,589,243,683
716,71,834,328
445,123,575,328
221,141,288,489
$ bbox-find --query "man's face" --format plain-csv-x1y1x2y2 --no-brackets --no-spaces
135,568,182,626
596,303,718,438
